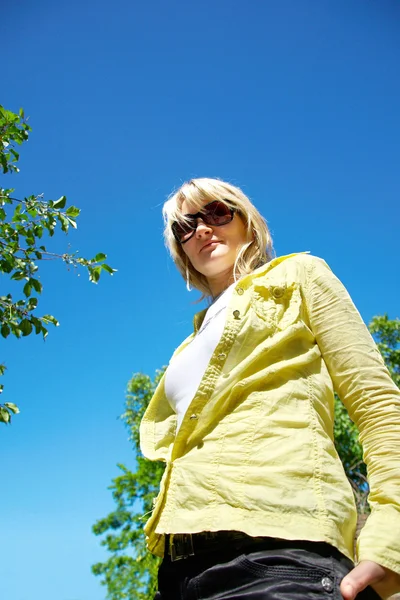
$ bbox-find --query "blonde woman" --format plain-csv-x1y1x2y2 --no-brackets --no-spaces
140,178,400,600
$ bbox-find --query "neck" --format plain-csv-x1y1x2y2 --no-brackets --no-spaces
207,269,235,299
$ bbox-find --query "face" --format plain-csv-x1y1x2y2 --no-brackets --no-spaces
180,198,249,286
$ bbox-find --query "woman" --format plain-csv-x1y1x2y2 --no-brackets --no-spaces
140,178,400,600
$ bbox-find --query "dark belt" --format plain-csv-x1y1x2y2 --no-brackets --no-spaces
167,531,263,562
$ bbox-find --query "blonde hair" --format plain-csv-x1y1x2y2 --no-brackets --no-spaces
163,178,274,296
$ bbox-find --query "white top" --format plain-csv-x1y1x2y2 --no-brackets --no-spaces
165,283,236,431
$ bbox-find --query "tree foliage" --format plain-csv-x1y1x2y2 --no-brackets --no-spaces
333,397,368,512
0,105,116,424
369,314,400,388
93,316,400,599
333,314,400,513
92,371,165,600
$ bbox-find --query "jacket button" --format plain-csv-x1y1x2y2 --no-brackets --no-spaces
189,413,198,420
321,577,333,592
233,310,240,319
272,286,284,298
236,287,244,295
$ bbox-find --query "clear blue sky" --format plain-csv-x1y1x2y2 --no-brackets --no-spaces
2,1,399,599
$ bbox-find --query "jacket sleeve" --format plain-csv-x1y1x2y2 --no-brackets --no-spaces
302,255,400,574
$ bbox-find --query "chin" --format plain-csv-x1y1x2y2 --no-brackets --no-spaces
194,248,236,276
199,262,236,279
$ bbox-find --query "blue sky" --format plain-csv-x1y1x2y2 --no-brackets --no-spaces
2,1,399,599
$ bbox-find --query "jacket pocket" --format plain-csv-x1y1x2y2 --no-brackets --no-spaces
251,281,302,332
190,549,338,600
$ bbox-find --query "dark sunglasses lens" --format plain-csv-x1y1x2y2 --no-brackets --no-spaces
203,201,233,225
172,200,233,243
172,219,195,242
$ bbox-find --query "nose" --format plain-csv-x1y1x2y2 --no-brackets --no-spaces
194,217,213,238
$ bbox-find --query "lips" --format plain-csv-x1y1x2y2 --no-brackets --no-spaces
200,240,220,252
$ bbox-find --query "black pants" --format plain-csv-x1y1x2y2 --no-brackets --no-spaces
155,538,381,600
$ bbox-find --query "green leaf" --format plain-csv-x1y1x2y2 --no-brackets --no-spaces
23,281,32,297
65,206,81,218
10,148,19,162
27,207,38,218
30,278,43,294
0,259,14,274
101,264,117,275
53,196,67,209
67,217,77,229
34,225,43,238
94,253,107,262
0,408,10,424
25,231,35,246
41,315,59,327
58,214,70,233
31,316,42,335
1,323,10,338
10,323,21,338
13,203,22,217
4,402,19,414
19,319,33,336
27,297,38,310
89,266,102,283
11,271,27,281
0,155,8,174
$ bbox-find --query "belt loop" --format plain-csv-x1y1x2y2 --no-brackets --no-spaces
169,534,178,562
165,534,171,558
169,533,195,562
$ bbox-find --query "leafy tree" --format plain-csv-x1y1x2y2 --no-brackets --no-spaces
0,105,116,424
333,397,368,512
369,314,400,387
93,316,400,599
92,371,165,600
333,314,400,513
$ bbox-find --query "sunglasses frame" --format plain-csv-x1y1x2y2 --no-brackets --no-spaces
172,200,235,244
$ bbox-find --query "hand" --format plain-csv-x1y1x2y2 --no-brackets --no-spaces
340,560,400,599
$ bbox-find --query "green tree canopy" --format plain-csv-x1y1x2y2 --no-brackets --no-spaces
92,371,165,600
333,314,400,513
369,314,400,387
0,105,116,423
93,315,400,599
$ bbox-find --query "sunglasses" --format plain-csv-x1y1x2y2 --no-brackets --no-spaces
172,200,235,244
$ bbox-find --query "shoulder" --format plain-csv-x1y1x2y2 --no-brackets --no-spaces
251,252,332,285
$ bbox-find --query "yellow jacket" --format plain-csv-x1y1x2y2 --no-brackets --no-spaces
140,253,400,575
